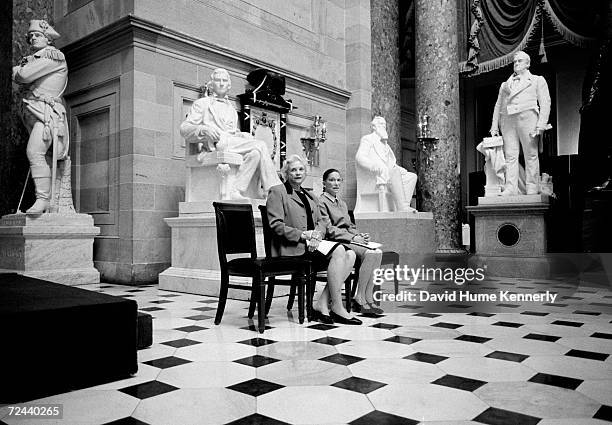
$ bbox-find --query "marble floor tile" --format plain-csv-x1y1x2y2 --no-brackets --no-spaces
457,324,530,339
409,339,493,358
557,336,612,354
261,326,327,342
576,380,612,406
348,358,445,385
175,341,256,362
483,336,569,356
326,326,396,341
336,340,416,358
132,388,255,425
538,418,612,424
256,341,337,360
438,356,536,382
188,326,259,343
474,381,601,419
257,386,373,424
137,343,177,362
368,383,488,422
392,325,462,340
88,364,161,390
522,355,612,380
156,361,256,388
257,359,351,386
1,390,139,425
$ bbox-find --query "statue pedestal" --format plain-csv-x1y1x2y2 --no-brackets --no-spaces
467,196,552,278
354,211,436,265
0,213,100,285
159,199,291,300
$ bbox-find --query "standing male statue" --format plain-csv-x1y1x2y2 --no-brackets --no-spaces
355,116,418,213
490,50,551,196
12,20,69,213
180,68,281,200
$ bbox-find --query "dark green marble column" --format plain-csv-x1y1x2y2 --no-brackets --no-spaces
371,0,401,158
415,0,463,253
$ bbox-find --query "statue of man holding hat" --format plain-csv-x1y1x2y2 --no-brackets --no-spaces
12,19,69,213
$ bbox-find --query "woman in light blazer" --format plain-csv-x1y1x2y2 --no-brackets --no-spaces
266,155,361,325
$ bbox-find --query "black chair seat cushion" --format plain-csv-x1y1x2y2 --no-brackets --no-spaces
227,257,309,276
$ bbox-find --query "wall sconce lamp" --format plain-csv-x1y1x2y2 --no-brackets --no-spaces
300,115,327,167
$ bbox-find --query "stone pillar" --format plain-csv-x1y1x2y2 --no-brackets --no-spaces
415,0,463,253
344,0,373,209
371,0,401,159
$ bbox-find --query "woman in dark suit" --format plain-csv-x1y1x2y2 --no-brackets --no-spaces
266,155,361,325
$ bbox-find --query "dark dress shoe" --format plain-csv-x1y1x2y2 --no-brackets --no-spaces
366,302,384,315
329,311,362,325
312,309,334,324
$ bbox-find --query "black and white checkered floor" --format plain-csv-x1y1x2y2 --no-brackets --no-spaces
2,276,612,425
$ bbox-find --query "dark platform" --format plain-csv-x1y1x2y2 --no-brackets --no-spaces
0,273,138,403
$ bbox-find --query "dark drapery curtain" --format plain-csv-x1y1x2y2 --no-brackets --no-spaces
461,0,598,75
479,0,538,62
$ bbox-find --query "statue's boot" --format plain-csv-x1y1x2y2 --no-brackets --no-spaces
26,166,51,214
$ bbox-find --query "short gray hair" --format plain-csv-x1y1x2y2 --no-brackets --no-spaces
281,154,308,180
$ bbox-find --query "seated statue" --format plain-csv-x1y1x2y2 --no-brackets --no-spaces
355,116,417,213
180,68,281,200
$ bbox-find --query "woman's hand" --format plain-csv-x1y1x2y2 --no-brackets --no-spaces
301,230,313,241
352,235,366,244
307,239,320,252
359,233,370,243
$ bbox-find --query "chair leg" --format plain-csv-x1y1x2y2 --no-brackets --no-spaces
257,271,266,334
306,269,314,322
394,259,399,295
215,273,230,325
344,277,352,312
297,275,305,324
265,277,275,316
287,279,296,310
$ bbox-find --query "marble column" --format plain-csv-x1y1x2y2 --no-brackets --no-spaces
415,0,463,253
370,0,401,158
344,0,372,209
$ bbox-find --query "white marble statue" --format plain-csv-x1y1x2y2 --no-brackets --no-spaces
490,51,551,195
12,20,70,213
180,68,281,200
355,116,418,213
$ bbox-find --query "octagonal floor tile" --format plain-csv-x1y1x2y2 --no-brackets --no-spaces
483,336,568,356
576,380,612,406
256,340,337,360
368,383,488,422
392,325,462,340
1,390,139,425
261,326,327,342
557,336,612,354
132,388,255,425
457,324,529,339
336,340,416,358
538,419,612,424
409,339,492,357
157,361,255,388
474,381,600,419
257,359,351,386
438,356,536,382
326,326,395,341
348,358,445,385
188,326,259,343
522,355,612,380
257,386,372,424
175,342,256,362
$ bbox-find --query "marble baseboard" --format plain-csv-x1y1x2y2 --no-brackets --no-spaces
478,194,549,205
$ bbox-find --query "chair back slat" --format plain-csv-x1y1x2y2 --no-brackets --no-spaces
257,205,273,258
213,202,258,267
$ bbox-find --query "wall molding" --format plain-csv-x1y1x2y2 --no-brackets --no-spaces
61,15,351,108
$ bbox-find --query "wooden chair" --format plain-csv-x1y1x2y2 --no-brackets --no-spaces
213,202,312,333
258,205,321,321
